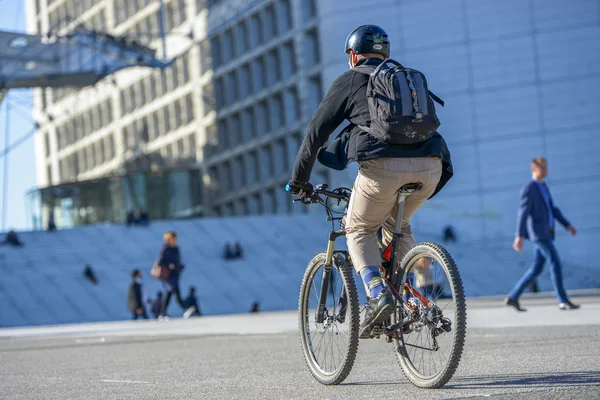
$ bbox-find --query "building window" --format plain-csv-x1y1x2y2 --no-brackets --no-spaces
266,49,281,86
245,151,258,186
249,12,263,48
263,4,277,42
177,139,185,159
228,113,241,148
210,34,222,68
152,112,161,138
236,20,249,56
205,123,217,157
249,193,261,214
240,63,251,97
203,82,216,115
44,133,50,157
217,119,229,151
199,39,212,74
231,156,244,189
278,0,292,33
286,132,301,169
241,107,255,142
178,53,190,84
219,161,231,194
281,41,296,80
223,28,234,63
162,105,171,134
225,72,236,106
259,145,272,181
232,69,241,100
95,141,104,166
188,133,196,159
252,56,265,92
86,146,95,170
214,77,224,109
234,198,248,216
184,93,194,124
304,28,320,69
307,75,322,114
284,87,299,127
272,139,286,174
255,101,269,136
302,0,316,21
269,93,284,132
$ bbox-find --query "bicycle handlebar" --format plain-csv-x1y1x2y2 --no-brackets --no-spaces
292,184,350,205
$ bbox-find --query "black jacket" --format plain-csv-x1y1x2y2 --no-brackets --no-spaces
292,58,453,198
127,281,143,312
158,244,183,274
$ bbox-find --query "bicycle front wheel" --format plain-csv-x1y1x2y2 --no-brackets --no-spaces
298,252,359,385
393,242,467,388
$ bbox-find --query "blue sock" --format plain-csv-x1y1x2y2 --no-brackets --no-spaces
361,266,385,299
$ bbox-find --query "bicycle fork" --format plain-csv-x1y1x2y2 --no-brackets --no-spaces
316,237,336,324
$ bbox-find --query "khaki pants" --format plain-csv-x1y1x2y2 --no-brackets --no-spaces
346,157,443,273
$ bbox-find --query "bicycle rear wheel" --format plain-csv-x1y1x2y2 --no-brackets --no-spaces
298,252,359,385
392,242,466,388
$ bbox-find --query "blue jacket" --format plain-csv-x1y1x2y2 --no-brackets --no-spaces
516,180,570,241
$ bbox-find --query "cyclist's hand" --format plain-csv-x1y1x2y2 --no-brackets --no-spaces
286,179,313,200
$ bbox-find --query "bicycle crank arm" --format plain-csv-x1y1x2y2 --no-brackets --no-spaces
384,317,411,335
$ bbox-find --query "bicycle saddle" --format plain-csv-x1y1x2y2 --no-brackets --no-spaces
398,182,423,193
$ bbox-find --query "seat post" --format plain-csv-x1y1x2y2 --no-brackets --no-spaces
393,192,409,235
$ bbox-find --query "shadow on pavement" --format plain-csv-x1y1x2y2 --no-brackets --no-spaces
341,371,600,389
445,370,600,389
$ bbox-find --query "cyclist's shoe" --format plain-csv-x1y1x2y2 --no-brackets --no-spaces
360,287,394,339
183,306,197,319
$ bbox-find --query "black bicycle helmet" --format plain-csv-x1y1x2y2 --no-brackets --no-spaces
344,25,389,58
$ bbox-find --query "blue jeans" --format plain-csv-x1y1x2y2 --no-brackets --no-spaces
508,240,568,304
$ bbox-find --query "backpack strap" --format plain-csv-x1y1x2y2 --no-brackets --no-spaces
428,90,444,107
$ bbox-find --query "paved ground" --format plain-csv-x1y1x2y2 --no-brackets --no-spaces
1,295,599,400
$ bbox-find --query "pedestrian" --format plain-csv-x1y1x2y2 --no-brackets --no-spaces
83,264,98,285
505,157,579,311
157,231,196,320
223,242,234,260
128,269,148,320
233,242,243,259
184,287,201,317
47,214,56,231
442,225,456,243
2,230,23,247
151,291,163,319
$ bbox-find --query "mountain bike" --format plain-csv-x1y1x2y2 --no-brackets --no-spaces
296,183,466,388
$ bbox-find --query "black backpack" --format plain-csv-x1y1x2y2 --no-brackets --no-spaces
355,59,444,145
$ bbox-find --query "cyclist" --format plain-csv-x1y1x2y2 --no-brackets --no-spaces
287,25,454,338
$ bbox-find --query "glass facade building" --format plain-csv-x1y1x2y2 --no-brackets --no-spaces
25,168,203,230
26,0,329,228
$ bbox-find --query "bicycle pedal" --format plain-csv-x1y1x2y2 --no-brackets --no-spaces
371,326,384,336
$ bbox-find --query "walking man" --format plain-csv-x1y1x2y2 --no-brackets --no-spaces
505,157,579,311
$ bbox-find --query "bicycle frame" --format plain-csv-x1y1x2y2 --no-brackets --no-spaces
313,183,427,326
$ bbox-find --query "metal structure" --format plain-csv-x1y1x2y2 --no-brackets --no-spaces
0,0,175,230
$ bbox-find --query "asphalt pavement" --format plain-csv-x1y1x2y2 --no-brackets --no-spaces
1,294,599,400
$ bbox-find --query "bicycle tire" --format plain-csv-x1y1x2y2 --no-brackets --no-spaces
298,252,360,385
394,242,467,389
